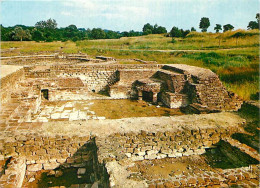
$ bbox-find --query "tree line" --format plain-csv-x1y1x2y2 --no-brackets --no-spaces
1,14,259,42
0,18,144,42
170,13,259,38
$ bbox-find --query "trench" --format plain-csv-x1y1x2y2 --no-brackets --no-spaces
26,138,110,188
203,140,258,169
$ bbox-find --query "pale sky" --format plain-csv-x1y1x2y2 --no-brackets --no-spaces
1,0,259,32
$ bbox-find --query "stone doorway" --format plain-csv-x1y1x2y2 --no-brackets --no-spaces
142,91,153,102
41,89,49,100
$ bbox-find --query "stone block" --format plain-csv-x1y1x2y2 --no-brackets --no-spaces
147,150,159,155
131,155,144,161
175,153,182,157
27,164,42,172
43,162,60,170
77,168,86,175
125,153,132,158
156,154,167,159
136,151,146,156
144,154,157,160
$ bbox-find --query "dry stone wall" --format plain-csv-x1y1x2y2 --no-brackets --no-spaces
0,133,109,188
97,126,240,163
0,67,25,104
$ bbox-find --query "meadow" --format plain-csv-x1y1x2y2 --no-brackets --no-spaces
1,29,259,100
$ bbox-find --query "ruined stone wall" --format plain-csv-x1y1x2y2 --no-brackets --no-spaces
161,65,243,111
161,92,189,108
0,134,109,188
189,76,242,111
119,69,158,83
62,71,119,93
25,64,162,94
97,126,240,163
154,70,186,93
0,68,25,104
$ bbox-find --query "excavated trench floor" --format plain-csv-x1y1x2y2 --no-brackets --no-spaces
32,99,184,122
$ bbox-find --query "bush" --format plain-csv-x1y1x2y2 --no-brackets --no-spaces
171,38,176,43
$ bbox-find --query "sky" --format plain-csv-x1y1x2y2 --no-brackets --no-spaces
1,0,259,32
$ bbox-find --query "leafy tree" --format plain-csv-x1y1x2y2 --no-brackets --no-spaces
170,26,182,38
247,13,259,30
32,29,45,41
143,23,153,35
64,24,78,38
223,24,234,32
154,26,167,34
214,24,222,33
12,26,31,41
66,24,77,32
72,36,79,42
182,29,190,37
143,29,152,35
256,13,260,23
90,28,106,39
105,30,121,39
121,31,129,37
199,17,210,32
191,27,196,32
35,18,57,30
247,21,259,30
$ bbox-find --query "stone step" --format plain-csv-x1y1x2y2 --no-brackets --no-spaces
161,65,185,74
225,137,260,161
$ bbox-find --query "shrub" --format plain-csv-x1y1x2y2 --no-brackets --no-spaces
171,38,176,43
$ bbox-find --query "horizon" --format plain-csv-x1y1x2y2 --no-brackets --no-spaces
1,0,259,32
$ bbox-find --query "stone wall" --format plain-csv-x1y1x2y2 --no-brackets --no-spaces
0,67,25,104
161,92,189,108
162,64,243,111
0,133,109,187
97,126,240,163
25,64,162,96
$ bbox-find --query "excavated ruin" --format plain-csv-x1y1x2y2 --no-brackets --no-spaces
0,55,258,187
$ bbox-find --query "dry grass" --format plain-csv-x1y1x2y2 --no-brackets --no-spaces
89,99,183,119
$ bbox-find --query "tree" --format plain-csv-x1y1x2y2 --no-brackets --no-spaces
143,23,153,35
223,24,234,32
199,17,210,32
170,27,182,38
191,27,196,32
35,18,57,30
154,26,167,34
66,24,77,32
182,29,190,37
12,26,31,41
32,29,45,41
90,28,106,39
247,21,259,30
214,24,222,33
256,13,260,23
143,29,152,35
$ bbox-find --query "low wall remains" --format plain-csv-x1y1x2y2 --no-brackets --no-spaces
0,66,25,104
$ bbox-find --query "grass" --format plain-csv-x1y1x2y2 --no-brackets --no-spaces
1,29,259,100
89,99,183,119
75,30,259,50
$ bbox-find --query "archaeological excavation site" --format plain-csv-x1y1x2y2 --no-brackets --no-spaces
0,54,259,188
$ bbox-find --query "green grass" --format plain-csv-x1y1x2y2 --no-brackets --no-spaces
1,29,259,100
